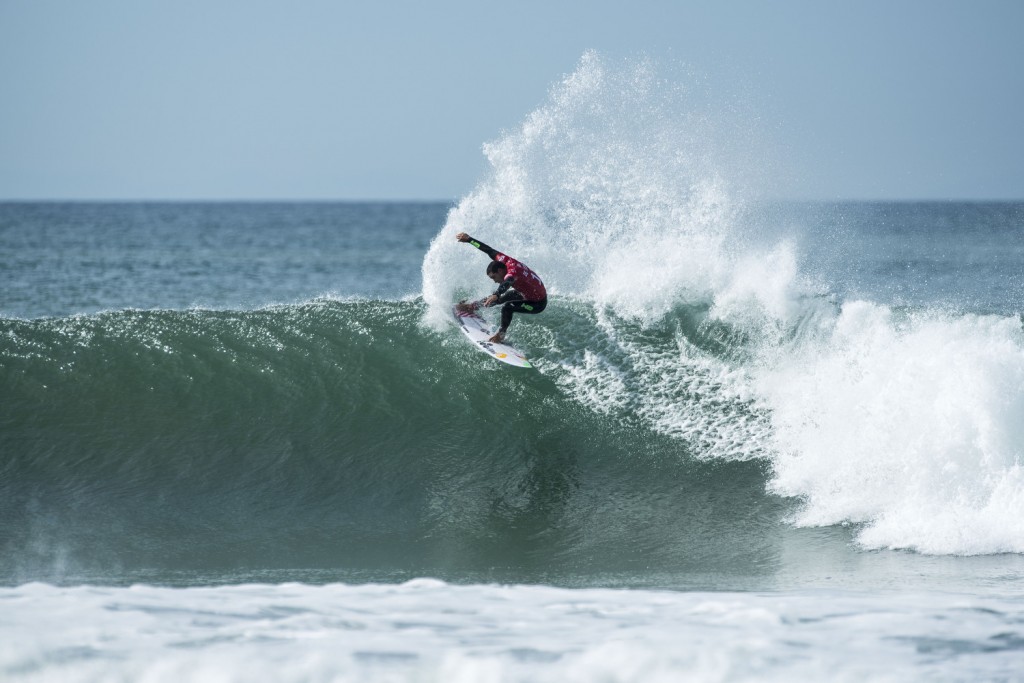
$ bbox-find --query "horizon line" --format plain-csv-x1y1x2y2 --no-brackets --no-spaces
2,197,1023,204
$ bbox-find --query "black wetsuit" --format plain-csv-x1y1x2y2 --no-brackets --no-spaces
465,237,548,333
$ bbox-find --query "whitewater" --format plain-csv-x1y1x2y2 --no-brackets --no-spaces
3,53,1024,681
421,51,1024,557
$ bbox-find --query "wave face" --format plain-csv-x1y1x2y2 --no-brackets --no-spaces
421,52,1024,557
0,301,785,583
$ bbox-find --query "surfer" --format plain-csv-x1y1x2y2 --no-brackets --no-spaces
455,232,547,343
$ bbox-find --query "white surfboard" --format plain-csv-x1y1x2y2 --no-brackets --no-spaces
452,304,533,368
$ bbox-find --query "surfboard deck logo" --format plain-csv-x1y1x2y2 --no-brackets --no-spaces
452,304,533,368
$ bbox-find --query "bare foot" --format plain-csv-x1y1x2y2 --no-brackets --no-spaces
488,332,505,344
455,301,477,313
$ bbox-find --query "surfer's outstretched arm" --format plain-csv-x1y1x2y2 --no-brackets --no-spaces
455,232,499,260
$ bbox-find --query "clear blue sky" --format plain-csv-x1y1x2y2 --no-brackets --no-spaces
2,0,1022,200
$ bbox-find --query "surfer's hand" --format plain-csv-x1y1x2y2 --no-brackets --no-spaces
483,295,498,307
455,232,470,242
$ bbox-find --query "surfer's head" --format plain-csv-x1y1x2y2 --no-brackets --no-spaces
486,261,507,283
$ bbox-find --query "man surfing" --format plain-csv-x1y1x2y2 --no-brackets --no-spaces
455,232,547,344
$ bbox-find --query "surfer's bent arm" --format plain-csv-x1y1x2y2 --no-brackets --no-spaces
478,279,517,307
455,232,499,260
494,278,517,301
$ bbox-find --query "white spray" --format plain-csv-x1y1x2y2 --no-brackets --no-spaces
422,51,1024,555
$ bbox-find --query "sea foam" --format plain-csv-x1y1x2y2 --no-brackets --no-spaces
4,581,1022,682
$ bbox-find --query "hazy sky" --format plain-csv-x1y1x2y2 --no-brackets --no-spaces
2,0,1022,200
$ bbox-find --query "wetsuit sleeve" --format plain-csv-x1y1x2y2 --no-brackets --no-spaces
465,236,500,260
494,277,515,299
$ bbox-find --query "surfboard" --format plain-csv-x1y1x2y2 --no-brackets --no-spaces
452,304,533,368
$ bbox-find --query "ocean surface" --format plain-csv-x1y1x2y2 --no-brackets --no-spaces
3,56,1024,682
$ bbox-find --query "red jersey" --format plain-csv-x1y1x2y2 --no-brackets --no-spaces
496,252,547,301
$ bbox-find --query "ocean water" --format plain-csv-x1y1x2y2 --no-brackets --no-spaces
3,53,1024,681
